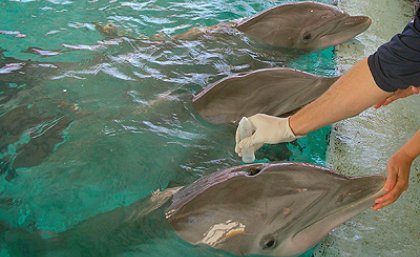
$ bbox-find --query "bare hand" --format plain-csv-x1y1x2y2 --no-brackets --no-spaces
373,149,413,210
374,86,419,109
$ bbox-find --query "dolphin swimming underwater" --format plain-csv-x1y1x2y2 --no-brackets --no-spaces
192,68,339,124
175,2,371,51
1,162,384,257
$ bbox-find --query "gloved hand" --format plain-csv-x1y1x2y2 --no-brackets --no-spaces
235,114,299,157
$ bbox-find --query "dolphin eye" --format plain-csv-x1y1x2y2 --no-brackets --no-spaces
261,236,277,249
265,239,276,248
303,33,312,41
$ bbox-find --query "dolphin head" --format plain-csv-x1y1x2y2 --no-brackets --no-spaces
295,7,371,50
167,162,384,256
236,2,371,50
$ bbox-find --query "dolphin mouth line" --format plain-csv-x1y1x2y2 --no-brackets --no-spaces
317,15,369,42
318,18,348,39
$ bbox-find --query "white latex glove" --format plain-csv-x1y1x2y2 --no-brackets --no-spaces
235,114,298,157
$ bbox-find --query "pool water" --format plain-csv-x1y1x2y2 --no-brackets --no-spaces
1,0,336,256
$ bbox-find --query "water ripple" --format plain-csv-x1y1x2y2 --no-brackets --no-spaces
0,63,24,74
120,1,154,11
141,121,203,141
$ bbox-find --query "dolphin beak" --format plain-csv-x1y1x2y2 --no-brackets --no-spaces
312,175,385,226
342,15,372,35
316,15,371,49
286,175,385,256
334,175,385,207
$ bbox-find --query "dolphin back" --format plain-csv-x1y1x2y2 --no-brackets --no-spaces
192,68,339,124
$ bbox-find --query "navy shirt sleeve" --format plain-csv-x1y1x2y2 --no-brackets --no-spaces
367,11,420,92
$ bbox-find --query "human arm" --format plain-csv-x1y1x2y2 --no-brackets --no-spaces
373,129,420,210
235,58,392,152
236,10,420,150
289,57,391,136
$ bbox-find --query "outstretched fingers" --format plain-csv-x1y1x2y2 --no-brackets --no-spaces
374,86,420,109
373,182,407,210
374,167,409,210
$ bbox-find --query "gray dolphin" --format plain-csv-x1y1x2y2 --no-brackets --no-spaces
192,68,339,124
168,162,384,256
236,2,371,50
175,2,371,51
1,162,384,257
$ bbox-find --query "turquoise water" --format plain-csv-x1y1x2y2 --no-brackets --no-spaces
1,0,336,256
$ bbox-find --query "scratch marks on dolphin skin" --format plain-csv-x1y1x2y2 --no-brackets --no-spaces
199,220,246,246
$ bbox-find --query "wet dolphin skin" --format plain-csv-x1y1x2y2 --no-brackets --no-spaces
168,162,385,256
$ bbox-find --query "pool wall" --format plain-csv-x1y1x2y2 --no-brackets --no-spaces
316,0,420,256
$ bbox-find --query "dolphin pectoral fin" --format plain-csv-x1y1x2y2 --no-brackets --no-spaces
192,68,339,124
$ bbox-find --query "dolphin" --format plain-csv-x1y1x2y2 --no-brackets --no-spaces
1,162,384,257
0,100,77,180
174,2,371,51
192,68,339,124
236,2,371,50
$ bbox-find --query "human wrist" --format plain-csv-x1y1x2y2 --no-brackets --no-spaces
288,115,305,137
399,130,420,161
273,116,299,142
400,146,417,162
395,147,416,163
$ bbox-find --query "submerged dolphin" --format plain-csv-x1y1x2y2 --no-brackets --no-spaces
192,68,339,124
175,2,371,51
1,162,384,257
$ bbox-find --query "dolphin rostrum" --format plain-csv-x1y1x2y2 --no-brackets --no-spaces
1,162,384,257
192,68,339,124
175,2,371,51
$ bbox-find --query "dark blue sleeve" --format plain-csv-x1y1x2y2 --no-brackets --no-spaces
367,11,420,92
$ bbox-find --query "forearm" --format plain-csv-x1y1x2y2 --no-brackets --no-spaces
398,129,420,160
289,58,392,136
